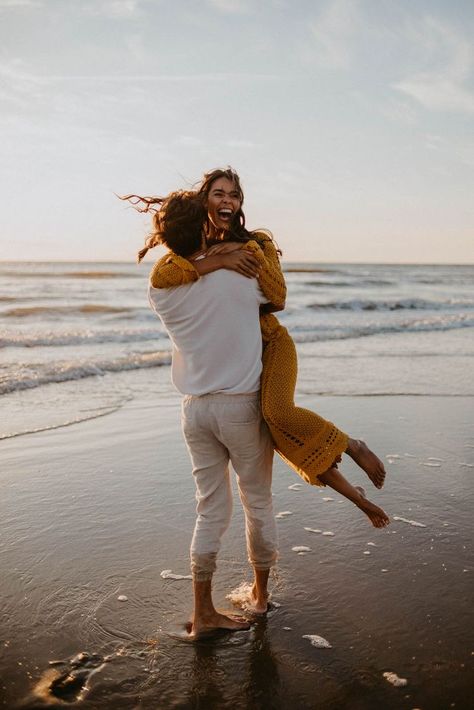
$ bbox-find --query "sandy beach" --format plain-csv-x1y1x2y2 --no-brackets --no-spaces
1,372,472,709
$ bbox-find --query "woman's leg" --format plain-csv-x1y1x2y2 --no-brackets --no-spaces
318,466,390,528
261,325,387,488
261,328,349,483
345,438,386,488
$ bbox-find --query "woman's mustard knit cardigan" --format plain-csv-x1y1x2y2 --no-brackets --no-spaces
150,235,348,485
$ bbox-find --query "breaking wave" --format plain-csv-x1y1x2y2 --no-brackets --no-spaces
0,351,172,395
308,298,474,312
0,328,167,348
291,313,474,342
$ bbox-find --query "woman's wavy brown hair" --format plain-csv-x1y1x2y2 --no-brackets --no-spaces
120,166,281,261
119,190,207,262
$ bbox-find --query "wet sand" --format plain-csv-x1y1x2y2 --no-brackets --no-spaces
1,381,473,709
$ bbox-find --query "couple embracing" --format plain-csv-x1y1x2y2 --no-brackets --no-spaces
124,167,389,638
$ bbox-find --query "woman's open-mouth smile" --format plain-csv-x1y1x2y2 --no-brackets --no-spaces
218,208,233,223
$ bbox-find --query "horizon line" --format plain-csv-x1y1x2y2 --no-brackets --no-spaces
1,259,473,267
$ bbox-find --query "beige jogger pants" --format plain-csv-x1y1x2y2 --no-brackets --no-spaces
181,391,278,581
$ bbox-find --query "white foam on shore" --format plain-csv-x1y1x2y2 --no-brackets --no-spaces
304,527,322,534
459,462,474,468
381,569,388,572
322,531,335,537
427,457,444,462
386,454,401,459
226,582,277,612
303,634,332,649
367,542,376,546
288,483,303,490
383,671,408,687
404,453,417,458
276,511,293,519
292,546,311,552
322,497,334,502
363,551,371,555
226,582,254,610
160,570,192,580
420,462,441,467
393,516,427,528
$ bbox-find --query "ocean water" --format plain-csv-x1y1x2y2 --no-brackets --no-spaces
1,261,473,709
1,261,474,439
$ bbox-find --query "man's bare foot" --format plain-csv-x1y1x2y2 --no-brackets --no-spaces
187,611,250,638
346,439,386,489
354,485,390,528
246,584,269,615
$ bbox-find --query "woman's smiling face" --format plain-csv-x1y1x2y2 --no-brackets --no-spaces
205,177,242,231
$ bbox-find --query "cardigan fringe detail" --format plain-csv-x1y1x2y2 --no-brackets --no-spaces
150,236,348,485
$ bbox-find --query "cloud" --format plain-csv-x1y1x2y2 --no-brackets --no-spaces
223,139,256,148
0,60,47,107
207,0,252,14
0,0,42,8
81,0,142,19
393,16,474,115
176,135,203,147
309,0,359,69
380,98,418,125
0,64,279,91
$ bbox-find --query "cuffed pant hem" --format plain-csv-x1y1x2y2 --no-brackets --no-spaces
250,556,279,570
192,571,214,582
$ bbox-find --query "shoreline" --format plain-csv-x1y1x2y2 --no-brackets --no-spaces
1,392,473,709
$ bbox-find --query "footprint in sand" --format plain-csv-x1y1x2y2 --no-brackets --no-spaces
31,652,107,705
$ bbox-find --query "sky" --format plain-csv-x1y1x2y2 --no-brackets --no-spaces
0,0,473,263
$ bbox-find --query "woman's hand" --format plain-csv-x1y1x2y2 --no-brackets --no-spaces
220,250,261,278
206,242,242,256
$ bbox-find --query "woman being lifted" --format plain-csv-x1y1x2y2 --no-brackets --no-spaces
124,168,389,529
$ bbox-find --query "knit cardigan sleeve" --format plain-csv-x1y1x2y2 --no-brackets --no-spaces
149,252,199,288
244,235,287,309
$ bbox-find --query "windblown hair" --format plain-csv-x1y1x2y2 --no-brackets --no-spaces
120,166,281,262
119,190,207,262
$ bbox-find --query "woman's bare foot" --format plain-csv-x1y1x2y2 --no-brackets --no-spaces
187,611,250,638
346,439,386,489
354,485,390,528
